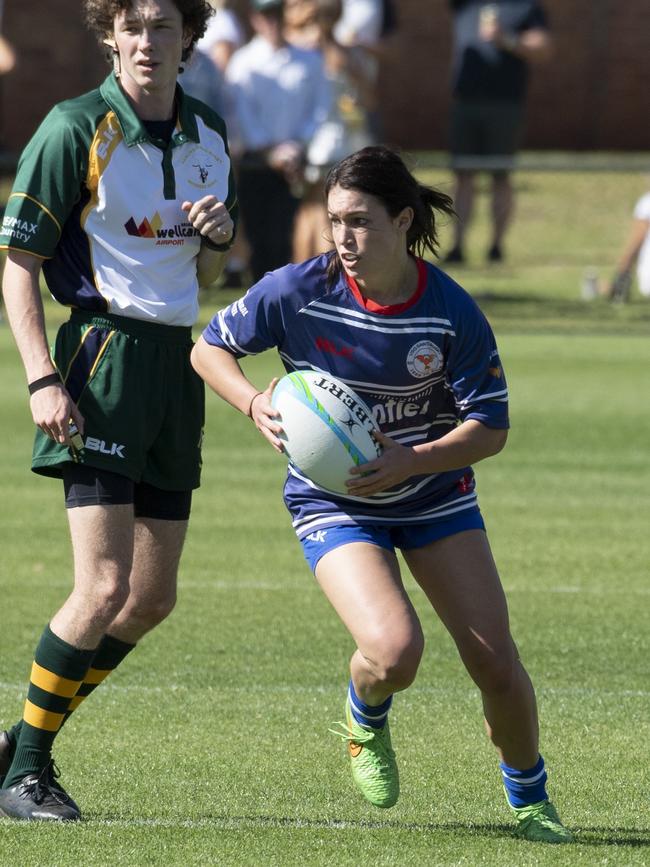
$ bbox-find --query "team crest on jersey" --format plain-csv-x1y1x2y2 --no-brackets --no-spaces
180,144,223,189
406,340,443,378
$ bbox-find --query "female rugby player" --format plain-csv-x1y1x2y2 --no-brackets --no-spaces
191,146,572,844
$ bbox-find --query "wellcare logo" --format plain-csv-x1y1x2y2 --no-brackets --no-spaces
124,212,201,246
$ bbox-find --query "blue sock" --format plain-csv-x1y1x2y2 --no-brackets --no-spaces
500,755,548,808
348,679,392,729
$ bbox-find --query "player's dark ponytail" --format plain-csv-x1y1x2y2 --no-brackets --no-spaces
324,146,455,286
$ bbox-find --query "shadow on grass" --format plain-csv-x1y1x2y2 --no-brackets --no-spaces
225,816,650,847
91,813,650,847
575,827,650,847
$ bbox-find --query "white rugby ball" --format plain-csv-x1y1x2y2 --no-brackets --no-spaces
271,370,381,494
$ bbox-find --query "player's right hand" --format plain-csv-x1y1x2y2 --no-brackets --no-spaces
30,382,84,446
249,378,284,453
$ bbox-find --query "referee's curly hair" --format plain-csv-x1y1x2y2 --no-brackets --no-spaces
84,0,214,61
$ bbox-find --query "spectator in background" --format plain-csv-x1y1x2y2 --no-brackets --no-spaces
0,31,14,75
0,0,15,76
196,0,246,71
445,0,552,265
606,189,650,302
332,0,392,140
193,3,249,288
0,0,16,318
333,0,382,50
0,0,16,165
181,40,226,115
225,0,332,281
284,0,320,47
289,0,376,261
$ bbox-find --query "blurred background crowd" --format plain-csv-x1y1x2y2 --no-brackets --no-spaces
0,0,648,300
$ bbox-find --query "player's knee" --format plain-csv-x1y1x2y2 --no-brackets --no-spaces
146,593,177,627
122,590,177,631
465,645,517,695
369,631,424,691
79,575,131,623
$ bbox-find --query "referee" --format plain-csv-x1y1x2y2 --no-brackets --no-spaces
0,0,236,821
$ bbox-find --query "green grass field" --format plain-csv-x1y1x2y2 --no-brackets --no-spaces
1,162,649,865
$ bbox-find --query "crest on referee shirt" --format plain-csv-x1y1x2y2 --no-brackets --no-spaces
406,340,443,378
180,144,223,189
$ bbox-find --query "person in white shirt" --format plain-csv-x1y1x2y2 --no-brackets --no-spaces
288,0,377,262
332,0,387,140
607,191,650,301
196,0,245,71
333,0,383,48
225,0,332,280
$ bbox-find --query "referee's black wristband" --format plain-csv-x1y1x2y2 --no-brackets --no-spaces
202,235,233,253
28,373,61,395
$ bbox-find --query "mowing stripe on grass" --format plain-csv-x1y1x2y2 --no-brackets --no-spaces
0,682,648,697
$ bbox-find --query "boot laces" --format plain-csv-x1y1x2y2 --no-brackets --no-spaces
20,760,69,806
329,721,396,764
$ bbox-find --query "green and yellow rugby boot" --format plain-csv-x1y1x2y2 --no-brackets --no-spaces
330,699,399,808
511,799,574,843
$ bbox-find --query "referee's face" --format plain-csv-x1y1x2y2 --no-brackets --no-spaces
111,0,191,101
328,185,413,291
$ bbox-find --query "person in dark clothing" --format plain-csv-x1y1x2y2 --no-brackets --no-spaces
445,0,552,264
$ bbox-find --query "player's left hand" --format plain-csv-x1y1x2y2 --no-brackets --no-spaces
182,196,233,248
345,430,418,496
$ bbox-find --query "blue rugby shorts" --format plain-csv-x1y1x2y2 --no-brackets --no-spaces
300,507,485,572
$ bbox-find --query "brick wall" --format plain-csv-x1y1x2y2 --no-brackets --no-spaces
1,0,648,155
379,0,650,151
0,1,106,152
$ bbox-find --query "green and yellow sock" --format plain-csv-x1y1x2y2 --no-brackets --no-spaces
4,633,135,754
63,633,135,721
2,625,95,789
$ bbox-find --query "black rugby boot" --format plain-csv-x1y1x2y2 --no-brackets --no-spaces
0,731,12,783
0,761,81,821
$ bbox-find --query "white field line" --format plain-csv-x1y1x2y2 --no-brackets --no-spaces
0,681,647,698
3,815,429,832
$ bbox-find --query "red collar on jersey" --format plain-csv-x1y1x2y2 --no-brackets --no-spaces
345,257,427,314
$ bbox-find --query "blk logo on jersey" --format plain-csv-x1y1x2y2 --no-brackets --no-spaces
84,437,126,459
406,340,443,378
306,530,327,543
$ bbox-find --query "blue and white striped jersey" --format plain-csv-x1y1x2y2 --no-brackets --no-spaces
203,255,509,538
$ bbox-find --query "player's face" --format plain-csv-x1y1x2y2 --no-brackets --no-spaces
327,185,412,288
111,0,190,99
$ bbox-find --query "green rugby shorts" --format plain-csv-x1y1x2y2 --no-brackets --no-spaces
33,310,204,490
